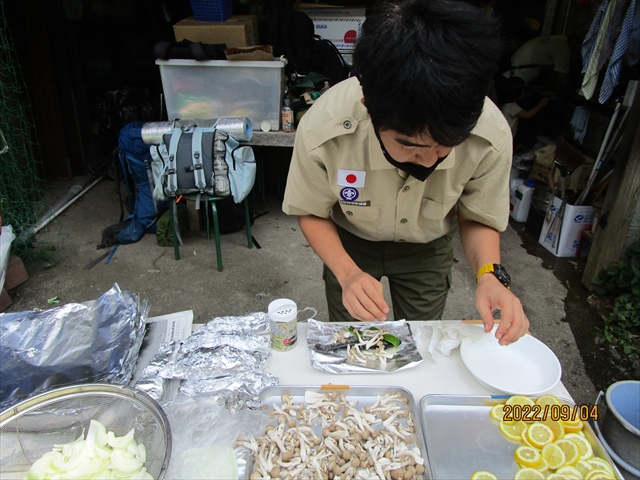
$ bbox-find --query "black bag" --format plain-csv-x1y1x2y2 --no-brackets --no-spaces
154,40,227,61
268,1,314,78
311,35,350,86
268,1,349,86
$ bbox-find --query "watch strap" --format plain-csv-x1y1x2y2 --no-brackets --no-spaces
476,263,495,284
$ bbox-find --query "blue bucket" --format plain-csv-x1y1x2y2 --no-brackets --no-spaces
595,380,640,478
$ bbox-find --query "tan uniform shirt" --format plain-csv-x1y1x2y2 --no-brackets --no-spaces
283,77,512,244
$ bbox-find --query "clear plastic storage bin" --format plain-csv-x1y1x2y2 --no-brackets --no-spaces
156,59,285,130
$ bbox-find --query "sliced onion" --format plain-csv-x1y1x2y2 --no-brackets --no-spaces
26,420,153,480
110,448,143,473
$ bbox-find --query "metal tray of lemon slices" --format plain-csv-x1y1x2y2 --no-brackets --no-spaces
419,395,623,480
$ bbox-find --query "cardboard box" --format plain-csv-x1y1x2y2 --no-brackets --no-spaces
173,15,257,47
3,255,29,292
538,197,595,257
301,9,366,51
340,51,353,66
530,144,595,191
230,15,259,45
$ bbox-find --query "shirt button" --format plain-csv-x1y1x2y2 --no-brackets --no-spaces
343,120,352,129
400,218,408,224
402,186,410,193
346,211,353,216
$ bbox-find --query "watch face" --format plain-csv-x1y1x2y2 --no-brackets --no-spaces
493,264,511,287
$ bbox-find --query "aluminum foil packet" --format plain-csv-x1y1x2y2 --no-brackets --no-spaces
307,319,424,374
0,283,148,410
201,312,270,336
179,370,279,411
135,313,277,410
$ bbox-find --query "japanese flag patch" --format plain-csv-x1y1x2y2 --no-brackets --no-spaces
337,169,366,188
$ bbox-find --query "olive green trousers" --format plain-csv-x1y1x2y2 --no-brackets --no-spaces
323,225,457,322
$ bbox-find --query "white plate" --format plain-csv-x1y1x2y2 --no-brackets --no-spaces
460,326,561,396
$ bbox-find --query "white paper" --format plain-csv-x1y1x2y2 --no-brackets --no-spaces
414,321,483,363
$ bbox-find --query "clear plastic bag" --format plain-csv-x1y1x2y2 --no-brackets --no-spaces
164,394,268,479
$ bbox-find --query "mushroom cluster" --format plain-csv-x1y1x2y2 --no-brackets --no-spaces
236,391,426,480
336,327,400,367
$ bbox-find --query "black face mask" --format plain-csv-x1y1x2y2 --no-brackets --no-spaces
376,134,449,182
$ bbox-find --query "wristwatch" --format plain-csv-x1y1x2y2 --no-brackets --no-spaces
476,263,511,289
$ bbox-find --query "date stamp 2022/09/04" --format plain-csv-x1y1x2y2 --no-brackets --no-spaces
503,404,598,422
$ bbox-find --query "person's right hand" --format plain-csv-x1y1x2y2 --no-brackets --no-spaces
341,270,390,321
539,97,550,107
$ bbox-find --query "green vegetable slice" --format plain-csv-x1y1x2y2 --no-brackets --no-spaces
383,334,401,347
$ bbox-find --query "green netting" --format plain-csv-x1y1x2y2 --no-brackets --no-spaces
0,0,46,262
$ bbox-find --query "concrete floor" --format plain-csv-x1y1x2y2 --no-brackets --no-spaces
8,176,597,406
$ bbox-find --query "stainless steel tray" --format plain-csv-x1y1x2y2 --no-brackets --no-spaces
419,395,623,480
238,385,431,479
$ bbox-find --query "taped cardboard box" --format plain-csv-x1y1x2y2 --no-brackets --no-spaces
173,15,258,48
538,197,595,257
530,144,595,191
300,7,366,51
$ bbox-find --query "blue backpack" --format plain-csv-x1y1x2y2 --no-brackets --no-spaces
117,122,168,244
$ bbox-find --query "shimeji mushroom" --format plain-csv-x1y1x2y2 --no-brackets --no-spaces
241,391,425,480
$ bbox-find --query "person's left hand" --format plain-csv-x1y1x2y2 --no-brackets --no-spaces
476,273,529,345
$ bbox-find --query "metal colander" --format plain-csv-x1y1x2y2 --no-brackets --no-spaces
0,384,171,480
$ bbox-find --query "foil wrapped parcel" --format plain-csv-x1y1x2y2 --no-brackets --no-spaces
135,312,278,411
307,319,424,374
0,284,148,410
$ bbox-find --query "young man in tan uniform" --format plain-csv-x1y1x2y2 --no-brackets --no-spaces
283,0,529,345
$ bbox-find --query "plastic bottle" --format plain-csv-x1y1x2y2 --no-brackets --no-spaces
281,98,294,133
509,176,525,213
510,180,535,222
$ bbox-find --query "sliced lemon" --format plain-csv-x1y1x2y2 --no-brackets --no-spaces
542,442,567,470
576,460,594,477
541,418,566,441
507,395,536,407
500,420,528,442
490,404,505,421
521,425,535,447
564,433,593,460
546,474,571,480
526,422,555,449
534,456,549,473
535,394,562,407
557,465,584,479
514,467,546,480
563,419,584,434
555,439,581,466
515,445,543,468
470,470,498,480
586,458,614,476
585,469,614,480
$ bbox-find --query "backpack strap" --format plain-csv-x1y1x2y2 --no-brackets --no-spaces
143,159,158,214
118,150,135,214
166,128,182,198
190,127,207,193
172,200,184,247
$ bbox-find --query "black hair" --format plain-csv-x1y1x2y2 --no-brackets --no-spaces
352,0,503,146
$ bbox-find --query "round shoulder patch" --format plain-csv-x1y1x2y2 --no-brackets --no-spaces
340,187,359,202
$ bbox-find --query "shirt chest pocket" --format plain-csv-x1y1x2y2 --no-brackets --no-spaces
420,198,457,232
339,204,380,223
